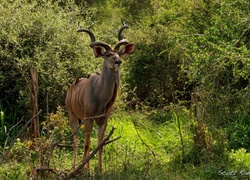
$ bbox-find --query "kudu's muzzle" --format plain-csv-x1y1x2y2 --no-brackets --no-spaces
115,59,122,66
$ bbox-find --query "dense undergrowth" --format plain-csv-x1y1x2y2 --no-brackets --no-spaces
1,0,250,179
0,107,250,180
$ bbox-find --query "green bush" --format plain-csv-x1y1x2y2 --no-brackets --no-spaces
182,0,250,152
124,23,188,107
0,0,97,121
228,115,250,151
0,1,250,179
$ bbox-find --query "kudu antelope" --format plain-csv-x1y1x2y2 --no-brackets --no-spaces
65,24,135,173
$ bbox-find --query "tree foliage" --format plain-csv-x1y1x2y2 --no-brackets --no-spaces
0,0,249,152
0,0,98,118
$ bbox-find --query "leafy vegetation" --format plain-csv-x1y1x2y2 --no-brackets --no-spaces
1,109,250,179
0,0,250,179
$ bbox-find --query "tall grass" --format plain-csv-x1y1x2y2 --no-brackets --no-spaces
0,108,250,179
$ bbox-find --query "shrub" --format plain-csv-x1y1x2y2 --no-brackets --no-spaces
0,0,97,125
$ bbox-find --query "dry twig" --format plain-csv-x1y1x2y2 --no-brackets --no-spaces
62,126,120,180
0,109,42,164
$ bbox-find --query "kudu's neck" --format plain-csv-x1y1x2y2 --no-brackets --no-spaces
100,62,120,93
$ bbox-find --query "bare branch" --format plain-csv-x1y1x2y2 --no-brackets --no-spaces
0,109,42,164
103,136,121,146
38,113,113,166
63,127,118,180
56,113,112,145
83,113,110,121
34,167,58,175
233,28,250,48
4,116,24,149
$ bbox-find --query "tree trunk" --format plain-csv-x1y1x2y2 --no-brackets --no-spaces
30,65,40,139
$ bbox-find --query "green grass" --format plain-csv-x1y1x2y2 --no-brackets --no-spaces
1,108,250,180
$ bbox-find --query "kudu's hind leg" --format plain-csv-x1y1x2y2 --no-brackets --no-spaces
97,119,107,173
69,112,79,170
83,120,93,170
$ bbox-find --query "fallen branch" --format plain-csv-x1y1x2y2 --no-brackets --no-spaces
0,109,42,164
4,116,24,149
62,126,120,180
43,113,112,162
30,126,119,179
30,112,113,175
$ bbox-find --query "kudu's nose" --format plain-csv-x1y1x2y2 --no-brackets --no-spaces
115,59,122,66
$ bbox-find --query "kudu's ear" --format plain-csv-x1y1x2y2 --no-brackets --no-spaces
92,46,106,57
119,43,135,56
